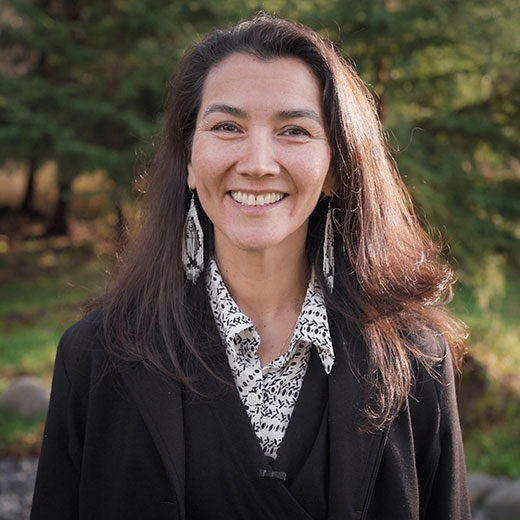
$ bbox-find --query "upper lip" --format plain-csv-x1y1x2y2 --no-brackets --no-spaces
228,189,287,195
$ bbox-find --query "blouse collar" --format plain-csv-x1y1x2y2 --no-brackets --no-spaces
205,258,335,374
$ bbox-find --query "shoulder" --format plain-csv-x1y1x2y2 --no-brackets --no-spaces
408,327,459,418
407,325,448,361
59,307,104,353
57,307,109,384
61,307,104,342
404,326,453,389
414,327,454,382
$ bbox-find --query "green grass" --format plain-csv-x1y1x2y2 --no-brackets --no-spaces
0,410,47,457
0,259,106,380
0,327,59,387
464,404,520,478
0,238,109,453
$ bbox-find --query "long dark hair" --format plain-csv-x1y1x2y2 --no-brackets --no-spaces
100,14,466,431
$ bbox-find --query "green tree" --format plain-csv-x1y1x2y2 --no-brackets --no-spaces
2,0,518,263
304,0,520,276
0,0,234,234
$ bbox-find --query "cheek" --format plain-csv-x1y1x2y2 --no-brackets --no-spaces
290,154,331,192
286,141,330,168
190,158,218,191
190,139,231,188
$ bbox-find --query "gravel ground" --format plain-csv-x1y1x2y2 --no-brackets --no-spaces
0,457,38,520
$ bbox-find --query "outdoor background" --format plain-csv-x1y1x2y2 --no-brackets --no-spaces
1,0,519,478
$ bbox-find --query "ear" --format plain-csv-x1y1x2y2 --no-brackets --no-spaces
187,163,197,190
322,169,337,197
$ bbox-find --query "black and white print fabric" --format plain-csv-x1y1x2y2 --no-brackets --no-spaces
206,258,334,459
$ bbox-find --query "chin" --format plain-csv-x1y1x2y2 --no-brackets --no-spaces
233,239,280,253
225,231,287,253
214,222,308,256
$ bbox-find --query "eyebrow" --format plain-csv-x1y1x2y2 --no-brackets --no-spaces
277,109,323,125
202,104,323,125
202,104,246,119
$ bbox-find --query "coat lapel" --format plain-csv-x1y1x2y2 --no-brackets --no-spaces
118,362,186,520
328,318,390,520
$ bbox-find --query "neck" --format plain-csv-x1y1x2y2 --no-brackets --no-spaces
214,233,309,323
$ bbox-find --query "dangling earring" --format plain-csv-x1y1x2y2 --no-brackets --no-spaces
323,199,334,292
182,193,204,283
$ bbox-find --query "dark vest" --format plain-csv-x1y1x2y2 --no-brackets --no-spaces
183,347,329,520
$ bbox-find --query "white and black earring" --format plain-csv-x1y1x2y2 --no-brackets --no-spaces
182,193,204,283
323,199,334,292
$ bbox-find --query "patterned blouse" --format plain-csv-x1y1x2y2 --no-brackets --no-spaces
206,259,335,460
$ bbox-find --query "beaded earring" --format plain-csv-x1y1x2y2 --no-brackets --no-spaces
322,199,334,292
182,193,204,283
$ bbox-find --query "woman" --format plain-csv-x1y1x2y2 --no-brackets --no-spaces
31,14,470,520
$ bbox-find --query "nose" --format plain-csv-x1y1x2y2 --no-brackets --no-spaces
235,129,280,177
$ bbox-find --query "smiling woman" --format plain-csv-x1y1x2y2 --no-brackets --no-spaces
188,54,333,364
31,14,470,520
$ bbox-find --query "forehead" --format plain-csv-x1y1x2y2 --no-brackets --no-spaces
198,53,324,117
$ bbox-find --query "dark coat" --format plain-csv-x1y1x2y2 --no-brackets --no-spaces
31,309,470,520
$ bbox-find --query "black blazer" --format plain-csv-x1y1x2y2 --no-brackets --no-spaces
31,309,470,519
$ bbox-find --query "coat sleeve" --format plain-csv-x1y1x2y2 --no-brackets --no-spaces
31,327,86,519
424,345,470,520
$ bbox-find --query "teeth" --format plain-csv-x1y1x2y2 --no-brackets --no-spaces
230,191,285,207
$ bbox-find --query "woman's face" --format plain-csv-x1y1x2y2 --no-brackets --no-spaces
188,53,333,256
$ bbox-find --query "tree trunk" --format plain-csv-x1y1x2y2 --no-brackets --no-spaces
46,180,70,235
19,157,38,216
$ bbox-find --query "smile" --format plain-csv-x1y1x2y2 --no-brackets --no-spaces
230,191,286,207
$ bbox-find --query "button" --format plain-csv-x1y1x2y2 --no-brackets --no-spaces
246,393,260,406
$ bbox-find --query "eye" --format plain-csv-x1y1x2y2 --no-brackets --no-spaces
281,126,311,137
212,122,241,133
